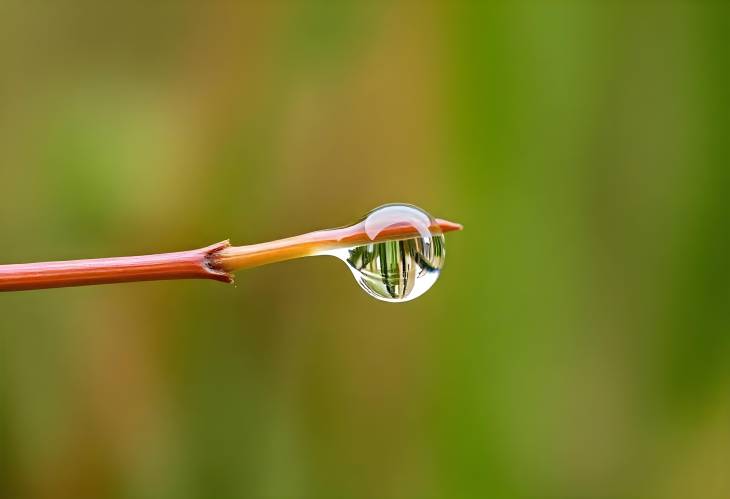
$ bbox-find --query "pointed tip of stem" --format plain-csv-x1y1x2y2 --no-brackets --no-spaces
436,219,464,233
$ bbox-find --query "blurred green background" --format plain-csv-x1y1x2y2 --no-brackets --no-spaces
1,2,729,498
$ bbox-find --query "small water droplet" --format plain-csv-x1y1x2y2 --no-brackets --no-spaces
327,204,446,302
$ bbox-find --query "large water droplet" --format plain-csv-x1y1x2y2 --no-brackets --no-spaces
331,204,445,302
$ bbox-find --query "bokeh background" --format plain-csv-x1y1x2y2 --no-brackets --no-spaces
1,2,729,498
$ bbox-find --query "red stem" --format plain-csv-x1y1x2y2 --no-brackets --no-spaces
0,218,463,292
0,241,232,292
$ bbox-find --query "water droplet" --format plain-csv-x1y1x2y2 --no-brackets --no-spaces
327,204,446,302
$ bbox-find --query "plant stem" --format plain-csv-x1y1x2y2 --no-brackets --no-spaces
213,218,462,272
0,219,462,292
0,242,232,292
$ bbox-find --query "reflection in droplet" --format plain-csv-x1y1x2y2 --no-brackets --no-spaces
326,204,446,302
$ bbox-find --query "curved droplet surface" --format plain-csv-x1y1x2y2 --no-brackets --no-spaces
334,204,446,302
